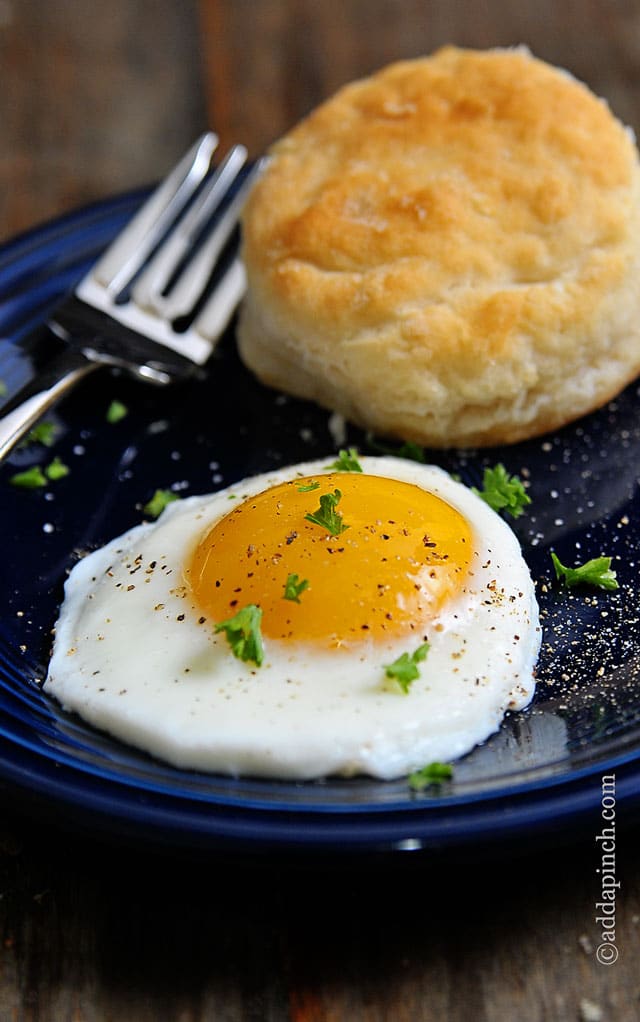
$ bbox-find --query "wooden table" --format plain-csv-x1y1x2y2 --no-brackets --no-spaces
2,2,640,1018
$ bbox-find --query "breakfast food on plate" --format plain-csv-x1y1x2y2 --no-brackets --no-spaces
44,456,541,780
238,46,640,447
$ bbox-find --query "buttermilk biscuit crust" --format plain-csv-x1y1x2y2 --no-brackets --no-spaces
238,46,640,448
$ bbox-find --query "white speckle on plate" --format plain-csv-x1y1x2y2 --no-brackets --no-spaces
328,412,347,446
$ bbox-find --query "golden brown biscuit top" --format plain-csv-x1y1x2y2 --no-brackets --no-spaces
242,46,640,360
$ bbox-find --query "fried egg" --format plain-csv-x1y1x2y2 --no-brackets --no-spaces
44,456,541,780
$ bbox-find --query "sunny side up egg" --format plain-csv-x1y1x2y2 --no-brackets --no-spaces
43,456,541,780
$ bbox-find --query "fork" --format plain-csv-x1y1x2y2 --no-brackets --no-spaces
0,132,261,462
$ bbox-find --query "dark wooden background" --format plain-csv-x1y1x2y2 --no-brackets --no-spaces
5,0,640,240
3,1,640,1018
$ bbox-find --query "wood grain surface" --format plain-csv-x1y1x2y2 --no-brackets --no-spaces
1,812,640,1021
199,0,640,159
3,1,640,1018
0,0,207,239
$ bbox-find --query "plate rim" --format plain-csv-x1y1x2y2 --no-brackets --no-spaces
2,190,640,850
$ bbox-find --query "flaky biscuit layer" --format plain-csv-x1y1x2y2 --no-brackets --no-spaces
238,47,640,447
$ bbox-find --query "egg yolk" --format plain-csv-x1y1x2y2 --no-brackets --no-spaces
188,473,473,648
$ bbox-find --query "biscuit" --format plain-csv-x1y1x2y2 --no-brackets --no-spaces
238,47,640,447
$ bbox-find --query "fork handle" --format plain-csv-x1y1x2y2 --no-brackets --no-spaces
0,345,98,463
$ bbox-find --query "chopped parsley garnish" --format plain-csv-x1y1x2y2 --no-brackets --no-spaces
384,642,430,693
45,456,69,481
214,604,264,667
143,488,180,519
9,465,47,489
472,463,531,518
551,551,619,591
408,762,453,791
367,436,426,463
395,441,426,463
297,480,320,492
283,573,309,603
304,488,350,536
21,420,57,448
328,447,363,472
106,399,128,424
0,378,7,397
10,456,69,488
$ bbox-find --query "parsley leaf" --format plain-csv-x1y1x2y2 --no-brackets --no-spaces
408,762,453,791
143,488,180,519
10,457,69,488
9,465,47,489
472,463,531,518
283,573,309,603
367,436,426,463
21,421,57,448
304,488,350,536
551,551,619,591
395,441,426,463
106,399,128,424
297,480,320,492
45,456,69,481
0,378,7,397
214,604,264,666
384,642,430,693
328,448,363,473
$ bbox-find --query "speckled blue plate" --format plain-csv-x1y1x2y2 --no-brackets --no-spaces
2,193,640,853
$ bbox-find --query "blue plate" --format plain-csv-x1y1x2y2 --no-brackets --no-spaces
2,194,640,853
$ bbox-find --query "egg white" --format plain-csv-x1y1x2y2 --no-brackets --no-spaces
44,456,541,780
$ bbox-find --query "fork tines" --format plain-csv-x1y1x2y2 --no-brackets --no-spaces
76,132,261,365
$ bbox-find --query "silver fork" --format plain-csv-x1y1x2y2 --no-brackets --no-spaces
0,132,261,462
